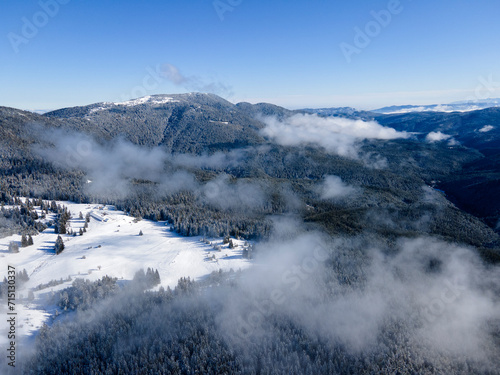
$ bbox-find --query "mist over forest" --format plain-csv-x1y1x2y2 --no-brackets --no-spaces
0,92,499,374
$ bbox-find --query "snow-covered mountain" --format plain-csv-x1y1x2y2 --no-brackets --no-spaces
372,98,500,114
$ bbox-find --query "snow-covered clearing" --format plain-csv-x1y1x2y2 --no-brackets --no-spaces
0,201,252,343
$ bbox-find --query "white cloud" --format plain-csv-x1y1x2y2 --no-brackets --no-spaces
478,125,494,133
426,131,452,143
199,174,266,211
260,114,409,158
316,175,359,200
220,224,500,364
32,129,263,210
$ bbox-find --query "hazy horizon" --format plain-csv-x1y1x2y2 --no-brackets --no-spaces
2,0,500,110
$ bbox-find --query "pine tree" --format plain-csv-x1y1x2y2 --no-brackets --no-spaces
58,221,67,234
55,235,65,255
139,230,143,236
28,234,34,246
21,234,29,247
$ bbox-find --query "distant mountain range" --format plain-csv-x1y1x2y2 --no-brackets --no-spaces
1,92,499,250
371,98,500,114
302,98,500,115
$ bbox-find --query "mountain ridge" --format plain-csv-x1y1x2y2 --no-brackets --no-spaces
1,93,499,246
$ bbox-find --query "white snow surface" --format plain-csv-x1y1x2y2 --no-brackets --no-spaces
113,95,179,107
0,201,251,343
88,96,179,113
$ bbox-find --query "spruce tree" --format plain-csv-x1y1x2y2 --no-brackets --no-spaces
21,234,29,247
58,222,67,235
55,235,65,255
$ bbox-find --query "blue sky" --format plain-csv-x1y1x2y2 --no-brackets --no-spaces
1,0,500,110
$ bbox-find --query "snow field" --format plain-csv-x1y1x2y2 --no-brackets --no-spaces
0,200,252,343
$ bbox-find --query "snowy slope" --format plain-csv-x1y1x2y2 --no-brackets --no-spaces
88,96,180,113
0,201,252,343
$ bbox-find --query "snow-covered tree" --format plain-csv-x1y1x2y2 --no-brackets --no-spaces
21,234,29,247
55,235,65,255
9,241,19,253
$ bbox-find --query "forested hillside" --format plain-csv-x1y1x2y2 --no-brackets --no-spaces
1,93,500,374
1,94,499,250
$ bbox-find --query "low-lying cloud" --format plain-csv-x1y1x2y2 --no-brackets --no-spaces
33,129,191,199
316,175,360,200
478,125,494,133
426,131,452,142
219,222,500,368
260,114,409,158
32,128,264,211
199,174,267,211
